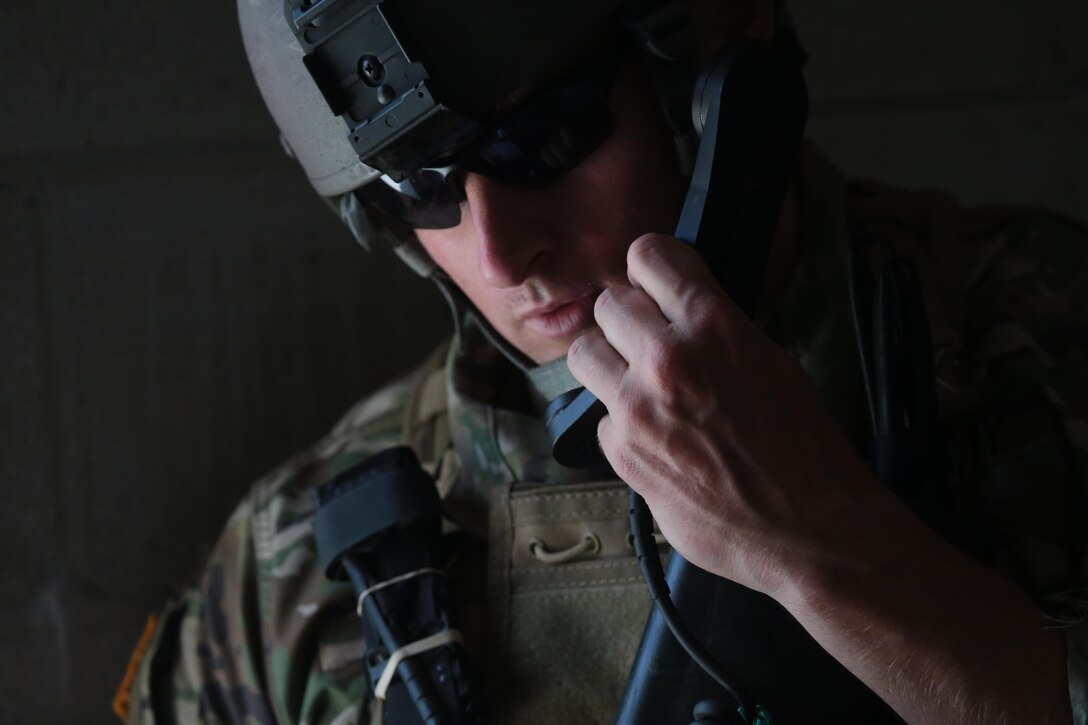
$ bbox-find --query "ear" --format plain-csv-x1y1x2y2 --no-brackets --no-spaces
683,0,776,64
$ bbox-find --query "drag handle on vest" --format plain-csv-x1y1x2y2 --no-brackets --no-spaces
310,447,482,725
547,39,807,469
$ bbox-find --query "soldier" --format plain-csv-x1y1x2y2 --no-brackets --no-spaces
116,0,1088,723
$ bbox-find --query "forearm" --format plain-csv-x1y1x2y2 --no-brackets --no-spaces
778,491,1072,725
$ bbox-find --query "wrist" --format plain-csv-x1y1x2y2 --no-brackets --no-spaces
754,465,917,607
774,481,964,625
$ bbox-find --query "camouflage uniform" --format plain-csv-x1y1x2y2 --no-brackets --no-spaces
123,145,1088,724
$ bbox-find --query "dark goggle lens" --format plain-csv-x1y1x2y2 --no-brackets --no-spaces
360,168,464,230
360,66,618,230
470,80,615,188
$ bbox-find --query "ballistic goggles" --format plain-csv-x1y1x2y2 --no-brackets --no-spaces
355,54,623,230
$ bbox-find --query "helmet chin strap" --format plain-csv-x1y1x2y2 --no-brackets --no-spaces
431,270,584,412
428,273,535,373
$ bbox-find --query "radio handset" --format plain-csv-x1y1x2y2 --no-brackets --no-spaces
547,40,808,469
615,43,808,725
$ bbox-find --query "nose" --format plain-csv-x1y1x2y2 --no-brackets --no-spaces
463,173,557,288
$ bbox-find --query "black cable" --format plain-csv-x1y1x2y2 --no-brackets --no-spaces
628,491,758,722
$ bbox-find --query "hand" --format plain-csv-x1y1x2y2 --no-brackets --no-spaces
569,233,1073,724
567,233,881,596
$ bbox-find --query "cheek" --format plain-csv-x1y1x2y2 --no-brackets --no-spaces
416,226,515,332
574,109,685,246
416,228,476,292
574,153,684,275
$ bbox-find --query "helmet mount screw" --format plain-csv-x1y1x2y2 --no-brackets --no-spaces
359,55,386,86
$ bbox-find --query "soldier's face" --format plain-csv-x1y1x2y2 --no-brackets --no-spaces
416,60,686,364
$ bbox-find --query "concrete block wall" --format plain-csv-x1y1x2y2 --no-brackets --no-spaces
795,0,1088,216
1,1,1085,722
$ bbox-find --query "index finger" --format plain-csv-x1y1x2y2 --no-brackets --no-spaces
625,233,732,324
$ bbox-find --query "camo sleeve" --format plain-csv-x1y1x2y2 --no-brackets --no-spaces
123,371,421,725
955,209,1088,721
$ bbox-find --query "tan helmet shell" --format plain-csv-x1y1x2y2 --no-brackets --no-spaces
238,0,380,197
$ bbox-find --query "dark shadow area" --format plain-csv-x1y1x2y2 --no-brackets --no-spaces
0,0,1084,722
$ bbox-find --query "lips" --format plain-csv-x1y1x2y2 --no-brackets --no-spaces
523,290,600,340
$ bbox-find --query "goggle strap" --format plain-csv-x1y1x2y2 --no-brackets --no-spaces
392,238,440,278
337,192,373,251
621,1,693,62
629,30,698,177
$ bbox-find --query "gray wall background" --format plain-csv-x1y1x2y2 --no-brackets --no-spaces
1,1,1085,722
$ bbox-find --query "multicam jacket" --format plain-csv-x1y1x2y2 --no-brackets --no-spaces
121,146,1088,724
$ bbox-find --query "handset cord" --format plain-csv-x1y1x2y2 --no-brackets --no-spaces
629,491,770,724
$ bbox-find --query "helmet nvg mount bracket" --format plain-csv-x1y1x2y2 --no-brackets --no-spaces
286,0,480,182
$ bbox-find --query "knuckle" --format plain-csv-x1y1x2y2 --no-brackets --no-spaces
609,449,638,484
688,289,741,341
644,337,684,390
567,333,606,373
628,233,669,269
594,286,618,318
614,384,648,428
677,290,704,323
567,334,589,362
615,390,647,428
